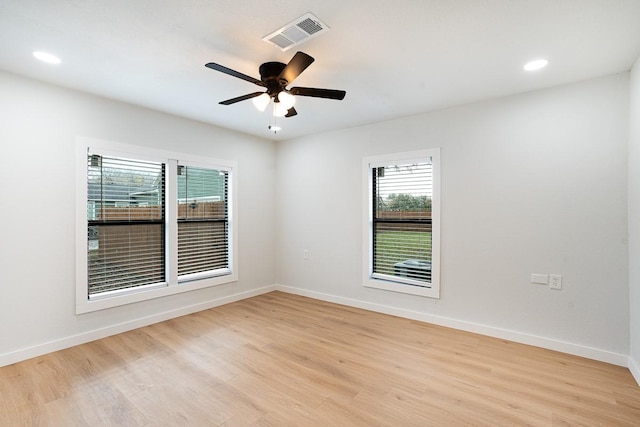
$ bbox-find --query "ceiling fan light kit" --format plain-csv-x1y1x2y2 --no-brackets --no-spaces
277,91,296,110
252,93,271,111
205,51,346,132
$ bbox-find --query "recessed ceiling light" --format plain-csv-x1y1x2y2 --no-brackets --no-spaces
523,59,548,71
33,51,61,64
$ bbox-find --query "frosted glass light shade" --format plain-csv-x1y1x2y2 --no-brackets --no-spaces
252,93,270,111
278,91,295,110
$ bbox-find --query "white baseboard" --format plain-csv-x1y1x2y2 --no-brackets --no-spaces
275,285,630,368
0,285,276,368
2,283,634,380
630,356,640,386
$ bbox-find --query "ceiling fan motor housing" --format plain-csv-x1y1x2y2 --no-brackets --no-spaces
259,62,288,94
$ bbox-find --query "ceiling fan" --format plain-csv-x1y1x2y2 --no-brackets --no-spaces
205,51,346,118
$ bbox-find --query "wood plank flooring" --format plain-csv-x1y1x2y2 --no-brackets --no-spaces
1,291,639,426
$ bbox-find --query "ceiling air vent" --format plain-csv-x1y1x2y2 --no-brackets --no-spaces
262,13,329,51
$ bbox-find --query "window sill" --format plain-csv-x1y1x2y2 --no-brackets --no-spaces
76,272,237,314
364,277,439,298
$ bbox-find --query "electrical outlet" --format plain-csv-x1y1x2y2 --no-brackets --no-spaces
303,249,309,260
549,274,562,290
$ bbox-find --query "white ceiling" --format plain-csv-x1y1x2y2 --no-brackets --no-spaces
1,0,640,141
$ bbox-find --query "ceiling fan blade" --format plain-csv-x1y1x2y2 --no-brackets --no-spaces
278,52,315,85
285,107,298,118
205,63,265,87
219,92,265,105
289,87,346,100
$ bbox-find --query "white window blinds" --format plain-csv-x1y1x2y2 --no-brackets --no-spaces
87,154,165,297
177,165,230,281
372,160,433,286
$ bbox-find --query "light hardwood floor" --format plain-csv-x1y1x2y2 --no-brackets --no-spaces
1,291,639,426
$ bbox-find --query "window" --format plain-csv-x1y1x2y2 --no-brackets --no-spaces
177,164,230,281
363,149,440,298
87,155,166,297
76,138,237,313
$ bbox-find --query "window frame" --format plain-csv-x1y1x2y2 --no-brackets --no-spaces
76,137,238,314
362,148,441,298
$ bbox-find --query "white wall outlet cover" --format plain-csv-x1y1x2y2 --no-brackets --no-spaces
549,274,562,290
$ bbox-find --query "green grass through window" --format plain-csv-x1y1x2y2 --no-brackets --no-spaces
374,230,432,276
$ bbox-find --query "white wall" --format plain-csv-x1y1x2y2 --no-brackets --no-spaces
629,57,640,381
0,68,633,369
0,71,276,365
276,73,630,363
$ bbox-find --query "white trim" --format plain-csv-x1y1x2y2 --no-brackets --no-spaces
365,276,434,297
75,141,90,312
87,281,168,301
178,267,232,284
78,136,235,167
275,285,629,367
0,285,276,368
362,148,441,298
167,159,179,283
630,356,640,387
